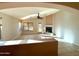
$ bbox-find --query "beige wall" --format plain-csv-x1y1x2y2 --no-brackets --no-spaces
0,13,21,40
53,11,79,45
53,11,64,38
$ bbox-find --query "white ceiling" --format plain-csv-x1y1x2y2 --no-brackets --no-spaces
0,7,60,19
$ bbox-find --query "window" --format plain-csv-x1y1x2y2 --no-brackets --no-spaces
0,19,2,30
18,22,21,30
23,22,33,31
29,23,33,31
24,23,28,30
38,23,42,32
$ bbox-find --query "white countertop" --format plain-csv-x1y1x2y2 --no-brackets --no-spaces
0,39,44,46
0,33,54,46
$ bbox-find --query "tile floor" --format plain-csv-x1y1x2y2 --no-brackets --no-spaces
17,34,79,56
58,41,79,56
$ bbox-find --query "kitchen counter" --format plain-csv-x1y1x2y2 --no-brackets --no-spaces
0,34,58,56
0,34,56,46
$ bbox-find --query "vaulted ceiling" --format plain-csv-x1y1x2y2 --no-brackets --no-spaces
0,2,79,20
0,7,59,19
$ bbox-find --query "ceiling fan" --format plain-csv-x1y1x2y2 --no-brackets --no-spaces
37,13,43,19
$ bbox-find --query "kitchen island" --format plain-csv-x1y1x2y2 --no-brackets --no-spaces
0,34,58,56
